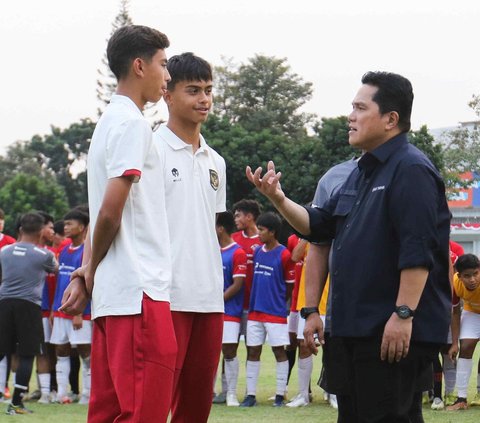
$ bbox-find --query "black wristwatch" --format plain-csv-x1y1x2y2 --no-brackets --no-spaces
300,307,320,319
395,305,415,319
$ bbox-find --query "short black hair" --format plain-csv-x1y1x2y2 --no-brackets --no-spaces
232,199,261,221
107,25,170,81
63,209,90,227
167,52,212,90
256,212,282,239
216,211,236,235
361,71,414,133
19,212,45,235
455,254,480,274
36,211,54,225
53,220,65,236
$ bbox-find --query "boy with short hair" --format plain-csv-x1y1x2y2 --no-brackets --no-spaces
50,209,90,405
0,212,58,415
215,211,247,406
447,253,480,411
0,208,15,249
241,212,295,407
153,52,226,422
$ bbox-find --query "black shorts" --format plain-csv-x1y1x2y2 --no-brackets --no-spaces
0,298,44,356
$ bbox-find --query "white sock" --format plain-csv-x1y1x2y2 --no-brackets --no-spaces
443,353,456,395
56,356,71,399
276,360,289,396
11,372,16,386
225,357,239,396
81,356,91,397
38,373,51,395
298,356,313,398
0,357,7,395
246,360,260,396
456,358,473,398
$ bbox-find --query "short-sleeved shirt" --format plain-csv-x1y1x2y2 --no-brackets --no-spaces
53,244,91,319
248,245,295,323
87,95,172,319
304,133,451,343
0,242,57,306
453,273,480,314
222,243,247,321
153,124,226,313
232,231,263,309
287,234,304,312
0,233,15,250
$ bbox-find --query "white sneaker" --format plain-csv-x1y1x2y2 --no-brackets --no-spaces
286,394,309,407
329,394,338,409
78,395,90,405
323,391,329,402
38,393,50,404
431,397,445,410
226,393,240,406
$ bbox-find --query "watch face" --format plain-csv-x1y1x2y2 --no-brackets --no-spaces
396,305,412,319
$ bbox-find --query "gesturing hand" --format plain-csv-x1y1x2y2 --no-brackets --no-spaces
246,161,286,205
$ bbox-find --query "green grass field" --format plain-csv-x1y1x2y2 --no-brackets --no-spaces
6,342,480,422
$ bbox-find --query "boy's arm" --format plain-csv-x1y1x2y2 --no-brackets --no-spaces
448,304,461,361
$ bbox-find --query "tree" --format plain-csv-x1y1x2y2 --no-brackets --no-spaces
408,125,445,173
213,55,314,137
96,0,133,116
0,173,69,235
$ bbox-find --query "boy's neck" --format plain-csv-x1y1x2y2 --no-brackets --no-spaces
21,234,41,245
243,225,259,237
70,234,85,247
167,117,202,152
219,235,234,249
115,85,146,111
264,239,280,251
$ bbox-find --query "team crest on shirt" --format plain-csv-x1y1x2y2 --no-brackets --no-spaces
171,168,181,182
209,169,219,191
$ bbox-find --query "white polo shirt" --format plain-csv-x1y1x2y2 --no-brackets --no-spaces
87,95,171,319
153,124,226,312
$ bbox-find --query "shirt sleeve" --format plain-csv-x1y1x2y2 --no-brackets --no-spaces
216,155,227,213
281,249,296,283
389,164,443,270
232,248,248,278
44,251,57,273
106,118,152,183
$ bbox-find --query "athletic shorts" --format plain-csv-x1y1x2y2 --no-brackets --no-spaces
460,310,480,340
50,317,92,345
246,320,289,347
42,317,52,343
240,309,249,337
288,311,299,333
223,321,241,344
0,298,44,356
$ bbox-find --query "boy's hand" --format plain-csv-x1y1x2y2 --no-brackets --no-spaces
59,277,89,316
72,314,83,330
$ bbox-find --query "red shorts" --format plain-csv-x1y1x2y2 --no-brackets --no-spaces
88,296,177,423
170,311,223,423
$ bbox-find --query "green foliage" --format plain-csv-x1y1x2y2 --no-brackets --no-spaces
0,173,68,235
408,125,445,173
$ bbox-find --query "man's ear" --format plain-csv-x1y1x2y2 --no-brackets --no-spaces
386,111,400,130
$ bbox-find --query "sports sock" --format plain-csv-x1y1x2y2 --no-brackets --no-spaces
246,360,260,396
0,356,7,395
286,348,296,384
69,354,80,395
50,369,58,392
225,357,239,395
81,356,91,397
13,356,34,406
221,371,227,395
432,354,443,398
276,360,289,396
56,356,71,399
443,353,456,395
298,355,313,397
456,358,473,398
38,373,51,395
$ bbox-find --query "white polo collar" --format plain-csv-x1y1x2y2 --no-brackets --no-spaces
109,95,144,118
160,124,209,155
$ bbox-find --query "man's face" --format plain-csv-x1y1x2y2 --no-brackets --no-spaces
234,210,249,231
459,268,480,291
142,49,171,104
41,221,54,243
64,219,84,239
348,84,391,152
165,80,212,125
258,225,274,244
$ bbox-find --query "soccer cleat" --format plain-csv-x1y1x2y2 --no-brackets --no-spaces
273,394,285,407
446,398,468,411
38,393,51,404
470,392,480,406
286,394,309,407
24,389,41,401
212,392,226,404
226,393,239,407
53,395,73,404
444,392,456,406
6,403,33,415
68,392,80,403
239,395,257,407
431,397,444,410
4,387,11,399
78,395,90,405
329,394,338,409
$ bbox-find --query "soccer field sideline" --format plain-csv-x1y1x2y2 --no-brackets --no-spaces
9,340,480,422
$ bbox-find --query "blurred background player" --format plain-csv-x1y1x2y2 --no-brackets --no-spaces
240,212,295,407
215,211,247,406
